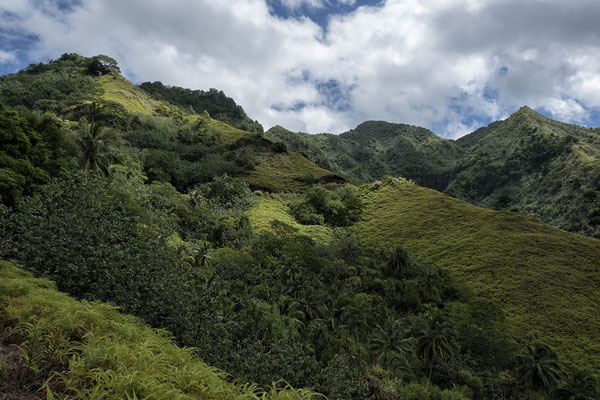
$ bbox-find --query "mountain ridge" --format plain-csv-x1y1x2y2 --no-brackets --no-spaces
266,107,600,237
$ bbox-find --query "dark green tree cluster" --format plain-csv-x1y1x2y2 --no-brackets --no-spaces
0,104,77,205
0,53,99,114
126,115,257,191
290,185,364,226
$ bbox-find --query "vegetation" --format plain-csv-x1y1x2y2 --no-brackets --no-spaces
289,184,363,226
266,109,600,237
354,177,600,374
140,81,264,132
264,122,462,190
0,54,598,400
0,260,322,399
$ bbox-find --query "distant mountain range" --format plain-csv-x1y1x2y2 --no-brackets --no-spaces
265,108,600,237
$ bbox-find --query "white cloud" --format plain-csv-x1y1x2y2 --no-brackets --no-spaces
0,50,16,63
1,0,600,137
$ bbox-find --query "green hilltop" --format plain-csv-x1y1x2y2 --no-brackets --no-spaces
1,53,599,400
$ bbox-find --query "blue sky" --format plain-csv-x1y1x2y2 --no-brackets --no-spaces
266,0,384,30
1,0,600,138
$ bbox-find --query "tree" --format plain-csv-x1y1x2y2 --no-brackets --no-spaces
553,371,598,400
0,103,48,204
415,310,459,380
77,120,119,175
516,344,563,393
369,319,414,373
385,247,412,279
87,55,121,75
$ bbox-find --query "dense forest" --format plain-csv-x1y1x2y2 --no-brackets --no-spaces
0,54,599,400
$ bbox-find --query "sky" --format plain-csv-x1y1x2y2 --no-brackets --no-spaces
1,0,600,138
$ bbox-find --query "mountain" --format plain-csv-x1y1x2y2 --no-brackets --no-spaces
266,109,600,237
266,122,462,191
448,107,600,237
1,54,599,399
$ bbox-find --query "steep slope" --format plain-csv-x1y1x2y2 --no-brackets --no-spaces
354,178,600,373
447,106,600,236
0,53,339,195
265,122,463,190
0,260,317,399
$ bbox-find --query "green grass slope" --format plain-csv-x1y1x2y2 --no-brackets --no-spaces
244,151,345,193
354,178,600,373
248,193,335,243
0,260,321,399
99,74,161,114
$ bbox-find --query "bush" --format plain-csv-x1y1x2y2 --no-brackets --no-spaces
0,173,197,340
290,185,363,227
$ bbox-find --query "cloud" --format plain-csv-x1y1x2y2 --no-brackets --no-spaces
0,50,16,63
1,0,600,137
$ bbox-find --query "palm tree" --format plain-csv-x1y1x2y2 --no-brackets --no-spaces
516,344,563,393
553,371,598,400
77,120,119,175
385,247,413,279
415,310,459,380
416,266,442,304
369,319,414,374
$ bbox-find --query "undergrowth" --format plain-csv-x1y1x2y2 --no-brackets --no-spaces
0,260,324,399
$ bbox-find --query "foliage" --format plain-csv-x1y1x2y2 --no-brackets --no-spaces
290,185,364,227
0,173,198,340
140,81,264,132
414,311,459,380
0,53,96,115
516,344,563,394
0,260,321,399
76,120,121,174
87,54,121,76
355,178,600,374
0,104,49,204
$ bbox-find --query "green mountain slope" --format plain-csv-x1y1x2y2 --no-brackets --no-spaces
353,178,600,373
447,107,600,237
2,53,600,398
266,122,462,190
266,108,600,237
0,260,318,399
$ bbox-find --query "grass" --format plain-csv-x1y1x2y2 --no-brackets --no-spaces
99,75,254,146
99,74,160,114
353,178,600,373
244,152,343,193
0,260,323,399
248,194,335,244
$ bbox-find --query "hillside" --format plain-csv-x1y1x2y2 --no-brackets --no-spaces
447,107,600,237
352,178,600,374
266,109,600,237
1,53,599,400
266,122,462,190
0,260,319,399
